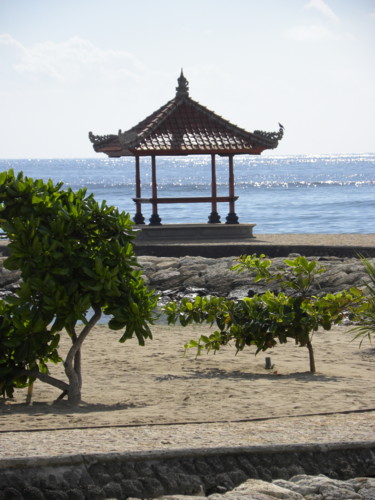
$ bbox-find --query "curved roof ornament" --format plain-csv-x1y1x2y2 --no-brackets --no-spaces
176,69,189,98
90,71,284,157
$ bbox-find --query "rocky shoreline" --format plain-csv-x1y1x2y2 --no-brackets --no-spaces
137,254,373,304
154,475,375,499
1,253,374,304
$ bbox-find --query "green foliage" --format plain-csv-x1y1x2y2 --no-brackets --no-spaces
351,257,375,346
232,254,326,296
0,169,158,400
164,254,363,373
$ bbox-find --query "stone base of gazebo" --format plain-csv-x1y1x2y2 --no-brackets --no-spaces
134,223,256,244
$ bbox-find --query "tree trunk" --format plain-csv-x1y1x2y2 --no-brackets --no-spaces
65,364,81,404
74,349,82,389
64,307,101,404
25,381,34,405
306,340,316,373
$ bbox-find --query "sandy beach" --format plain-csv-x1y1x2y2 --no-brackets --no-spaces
1,322,374,432
1,235,375,462
0,322,374,462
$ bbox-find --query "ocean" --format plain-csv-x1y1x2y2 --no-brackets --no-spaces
1,153,374,234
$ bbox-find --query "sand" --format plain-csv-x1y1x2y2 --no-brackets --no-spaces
1,322,374,433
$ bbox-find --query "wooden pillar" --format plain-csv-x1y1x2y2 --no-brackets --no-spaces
226,154,239,224
149,155,162,225
208,154,221,223
133,155,145,224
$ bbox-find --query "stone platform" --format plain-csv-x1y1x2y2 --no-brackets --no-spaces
134,230,375,258
2,232,375,259
134,223,256,242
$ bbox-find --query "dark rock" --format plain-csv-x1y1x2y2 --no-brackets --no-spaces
134,462,154,477
235,456,259,478
141,477,164,497
211,472,234,492
0,268,21,289
39,474,66,492
182,275,207,289
102,481,122,498
269,466,291,480
0,473,26,490
85,484,105,500
155,259,180,270
65,490,85,500
87,464,107,479
44,490,68,500
154,469,179,492
287,464,306,478
120,479,144,498
61,470,83,489
21,486,44,500
1,487,23,500
194,459,213,476
256,466,272,482
176,459,198,475
94,473,111,487
203,474,221,494
149,269,183,288
227,469,248,487
204,456,226,474
177,256,217,268
172,474,203,496
113,472,124,483
120,463,138,480
207,484,227,495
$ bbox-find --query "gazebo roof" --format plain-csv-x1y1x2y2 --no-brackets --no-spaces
89,71,284,157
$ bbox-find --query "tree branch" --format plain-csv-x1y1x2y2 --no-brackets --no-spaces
64,307,102,372
19,368,69,392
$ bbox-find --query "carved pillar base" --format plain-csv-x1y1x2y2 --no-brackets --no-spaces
208,211,221,224
134,213,145,224
149,214,162,226
225,212,239,224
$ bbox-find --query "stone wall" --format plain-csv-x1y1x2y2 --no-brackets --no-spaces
0,442,374,499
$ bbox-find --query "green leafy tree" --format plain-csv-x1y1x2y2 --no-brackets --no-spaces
351,257,375,345
0,170,158,404
163,255,362,373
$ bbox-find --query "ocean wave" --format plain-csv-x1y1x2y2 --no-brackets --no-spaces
1,154,374,234
63,179,375,191
139,179,375,189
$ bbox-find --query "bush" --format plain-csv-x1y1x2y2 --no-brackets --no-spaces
352,257,375,345
163,255,363,373
0,170,158,403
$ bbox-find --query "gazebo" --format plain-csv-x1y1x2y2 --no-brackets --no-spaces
89,71,283,228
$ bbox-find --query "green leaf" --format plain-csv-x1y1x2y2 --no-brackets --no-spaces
31,195,43,204
284,259,296,267
108,318,126,330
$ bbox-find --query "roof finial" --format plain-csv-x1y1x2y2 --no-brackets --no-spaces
176,69,189,98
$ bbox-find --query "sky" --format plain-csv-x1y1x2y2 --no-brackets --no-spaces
0,0,374,159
